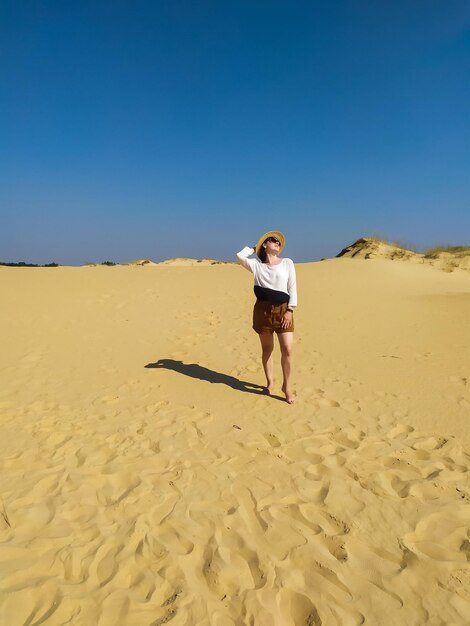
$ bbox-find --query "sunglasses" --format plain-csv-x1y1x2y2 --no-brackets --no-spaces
265,237,281,245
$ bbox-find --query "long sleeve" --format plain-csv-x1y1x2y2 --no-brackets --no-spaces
236,246,257,272
287,260,297,307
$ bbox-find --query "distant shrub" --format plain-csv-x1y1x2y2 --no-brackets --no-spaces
424,246,470,259
0,261,58,267
365,235,418,252
365,237,470,257
101,261,117,266
0,261,35,266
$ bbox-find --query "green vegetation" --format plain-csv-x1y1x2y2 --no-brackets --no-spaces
0,261,59,267
423,246,470,259
364,237,470,257
364,235,418,252
101,261,117,266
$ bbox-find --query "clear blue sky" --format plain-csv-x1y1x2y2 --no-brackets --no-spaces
1,0,469,264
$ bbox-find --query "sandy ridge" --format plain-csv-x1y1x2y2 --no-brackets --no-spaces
337,237,470,273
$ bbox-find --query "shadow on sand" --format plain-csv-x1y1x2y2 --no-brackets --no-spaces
145,358,285,401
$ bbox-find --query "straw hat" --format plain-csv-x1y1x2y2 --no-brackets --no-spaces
255,230,286,257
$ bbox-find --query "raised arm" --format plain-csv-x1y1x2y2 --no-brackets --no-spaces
236,246,258,272
287,260,297,308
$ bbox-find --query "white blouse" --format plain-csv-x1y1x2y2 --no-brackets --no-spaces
236,246,298,307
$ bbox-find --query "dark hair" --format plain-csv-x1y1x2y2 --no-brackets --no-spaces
257,242,268,263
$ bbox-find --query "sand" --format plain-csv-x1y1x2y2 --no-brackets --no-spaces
337,237,470,273
0,258,469,625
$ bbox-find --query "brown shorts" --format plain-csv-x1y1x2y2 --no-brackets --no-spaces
252,300,294,335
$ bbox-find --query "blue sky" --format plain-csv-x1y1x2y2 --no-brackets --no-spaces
1,0,469,264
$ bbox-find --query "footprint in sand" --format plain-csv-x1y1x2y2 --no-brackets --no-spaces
129,420,147,436
20,351,42,366
192,422,204,438
443,568,470,593
325,535,349,562
331,432,361,449
276,589,323,626
89,543,122,587
311,388,340,407
92,394,120,406
317,397,340,408
264,433,281,448
388,423,414,439
342,398,361,413
449,376,468,386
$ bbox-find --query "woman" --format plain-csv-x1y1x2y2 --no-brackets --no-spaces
236,230,297,404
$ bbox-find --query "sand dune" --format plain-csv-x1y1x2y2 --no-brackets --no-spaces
127,259,160,266
80,258,228,268
337,237,470,273
157,258,230,266
0,259,469,625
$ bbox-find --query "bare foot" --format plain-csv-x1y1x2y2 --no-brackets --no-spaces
282,383,295,404
264,382,274,395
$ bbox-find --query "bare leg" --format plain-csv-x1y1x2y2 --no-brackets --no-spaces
259,333,274,394
277,332,294,404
